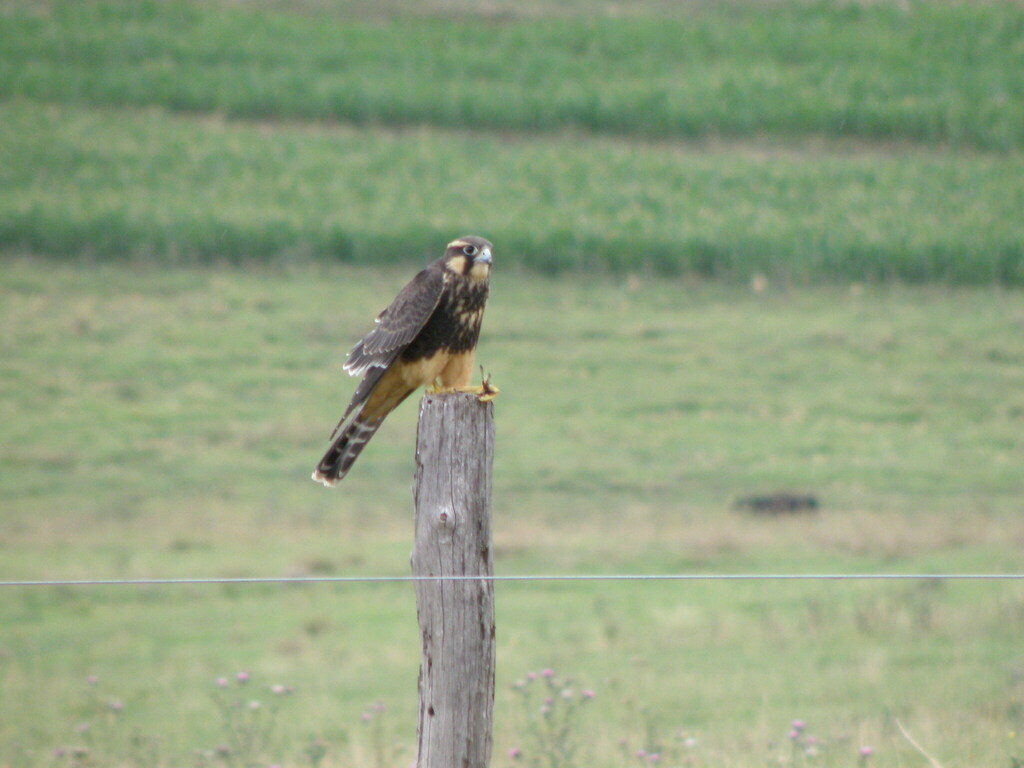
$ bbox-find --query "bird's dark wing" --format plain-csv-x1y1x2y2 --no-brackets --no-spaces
327,266,446,437
344,266,447,376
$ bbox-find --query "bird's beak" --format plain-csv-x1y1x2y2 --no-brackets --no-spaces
476,247,492,264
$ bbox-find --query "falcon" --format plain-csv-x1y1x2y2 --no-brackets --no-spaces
312,236,496,487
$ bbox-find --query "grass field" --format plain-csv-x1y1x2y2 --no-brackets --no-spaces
2,0,1024,765
2,100,1023,284
1,0,1023,283
3,1,1023,148
2,259,1023,766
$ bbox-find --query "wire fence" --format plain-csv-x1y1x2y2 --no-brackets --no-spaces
2,572,1022,588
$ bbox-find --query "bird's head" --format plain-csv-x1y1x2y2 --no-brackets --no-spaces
443,236,493,283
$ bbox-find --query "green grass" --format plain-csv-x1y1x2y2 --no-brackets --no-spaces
2,101,1023,283
2,259,1024,766
2,1,1023,149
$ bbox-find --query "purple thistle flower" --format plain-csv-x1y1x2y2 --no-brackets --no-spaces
236,672,250,685
508,747,522,759
216,677,229,688
860,746,874,757
541,668,554,679
788,730,800,741
526,672,537,681
636,749,647,758
582,689,595,700
791,719,806,731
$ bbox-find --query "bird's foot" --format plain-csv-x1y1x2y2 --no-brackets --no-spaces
426,370,500,402
462,368,500,402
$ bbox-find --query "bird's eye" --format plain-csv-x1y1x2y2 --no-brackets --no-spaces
462,245,478,257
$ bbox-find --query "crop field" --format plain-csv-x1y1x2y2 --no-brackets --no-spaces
1,0,1023,283
2,0,1024,766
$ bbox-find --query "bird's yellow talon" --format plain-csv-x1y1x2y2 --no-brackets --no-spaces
469,368,500,402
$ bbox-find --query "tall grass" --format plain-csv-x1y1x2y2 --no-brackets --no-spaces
2,1,1022,149
2,102,1022,283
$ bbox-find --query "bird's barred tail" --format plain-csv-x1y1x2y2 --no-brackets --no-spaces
312,417,383,487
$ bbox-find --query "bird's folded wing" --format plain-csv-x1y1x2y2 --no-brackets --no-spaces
344,267,447,376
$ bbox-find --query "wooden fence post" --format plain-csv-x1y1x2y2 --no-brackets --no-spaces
411,392,496,768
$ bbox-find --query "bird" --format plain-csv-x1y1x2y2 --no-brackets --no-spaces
312,235,497,487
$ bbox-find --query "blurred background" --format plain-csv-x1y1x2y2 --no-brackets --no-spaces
1,1,1023,766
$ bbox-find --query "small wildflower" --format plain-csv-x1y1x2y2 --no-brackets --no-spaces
513,679,526,689
860,746,873,756
270,684,287,695
791,719,806,732
216,677,229,688
236,672,250,684
560,688,573,699
75,723,90,735
86,675,98,686
373,701,385,712
508,747,522,759
541,668,554,679
683,737,698,749
648,753,661,762
248,699,261,710
216,744,231,757
582,689,595,700
53,748,66,758
636,748,648,758
361,712,372,722
108,699,124,712
788,730,800,741
543,697,554,706
526,672,537,681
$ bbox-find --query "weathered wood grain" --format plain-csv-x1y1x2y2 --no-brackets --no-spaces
412,392,496,768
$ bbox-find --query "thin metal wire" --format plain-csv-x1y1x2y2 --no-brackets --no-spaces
1,573,1022,588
